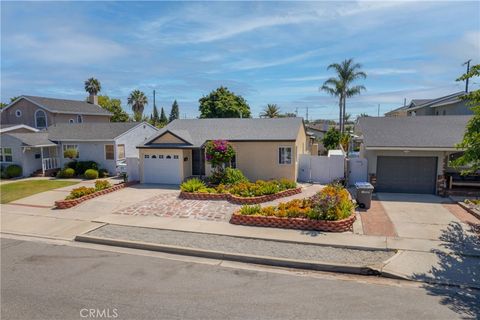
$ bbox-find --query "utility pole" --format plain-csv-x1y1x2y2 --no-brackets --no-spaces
295,107,298,116
403,98,407,106
306,107,309,122
377,104,380,117
153,90,156,108
463,59,472,93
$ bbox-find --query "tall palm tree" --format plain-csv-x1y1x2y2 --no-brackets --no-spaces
320,59,366,133
127,90,148,120
84,78,101,95
260,104,281,118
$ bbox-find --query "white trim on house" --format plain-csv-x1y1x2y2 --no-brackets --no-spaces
0,124,39,133
278,146,293,165
104,144,115,160
114,122,158,140
34,109,48,129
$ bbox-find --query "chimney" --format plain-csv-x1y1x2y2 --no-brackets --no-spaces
88,93,98,105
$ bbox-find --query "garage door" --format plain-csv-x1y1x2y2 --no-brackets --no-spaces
143,154,181,184
376,156,437,194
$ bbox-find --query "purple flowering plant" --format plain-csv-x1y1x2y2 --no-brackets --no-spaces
205,140,235,169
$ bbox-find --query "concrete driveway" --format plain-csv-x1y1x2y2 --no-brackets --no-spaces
376,193,461,241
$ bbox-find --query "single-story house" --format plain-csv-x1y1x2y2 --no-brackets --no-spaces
355,115,471,195
137,118,311,184
0,122,158,177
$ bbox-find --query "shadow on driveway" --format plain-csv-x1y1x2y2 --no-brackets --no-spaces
127,183,180,191
412,222,480,318
375,193,453,204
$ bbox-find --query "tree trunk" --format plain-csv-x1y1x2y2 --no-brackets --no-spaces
342,96,347,134
339,96,344,133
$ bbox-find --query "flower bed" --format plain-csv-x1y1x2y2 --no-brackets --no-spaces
180,187,302,204
458,199,480,220
55,181,137,209
229,184,356,232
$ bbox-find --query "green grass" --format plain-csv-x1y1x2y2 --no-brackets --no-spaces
0,180,79,204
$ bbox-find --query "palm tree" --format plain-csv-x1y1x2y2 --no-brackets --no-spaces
84,78,101,95
260,104,281,118
127,90,148,120
320,59,366,133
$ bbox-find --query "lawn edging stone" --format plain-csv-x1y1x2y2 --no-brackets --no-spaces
230,210,356,232
179,187,302,204
55,181,138,209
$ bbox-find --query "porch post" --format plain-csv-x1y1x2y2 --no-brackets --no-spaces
40,147,45,175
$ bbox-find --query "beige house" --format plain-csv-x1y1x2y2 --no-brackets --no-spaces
137,118,311,184
0,95,111,129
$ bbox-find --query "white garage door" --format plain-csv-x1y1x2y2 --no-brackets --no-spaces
143,154,181,184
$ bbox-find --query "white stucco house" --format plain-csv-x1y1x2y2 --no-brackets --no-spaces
0,122,158,177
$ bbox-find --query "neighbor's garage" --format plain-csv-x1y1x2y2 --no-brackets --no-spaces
375,156,437,194
142,153,181,184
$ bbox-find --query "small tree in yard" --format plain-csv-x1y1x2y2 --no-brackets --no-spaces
63,148,78,161
452,64,480,174
322,127,342,151
205,140,235,183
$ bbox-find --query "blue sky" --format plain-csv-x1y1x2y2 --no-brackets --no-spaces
1,1,479,120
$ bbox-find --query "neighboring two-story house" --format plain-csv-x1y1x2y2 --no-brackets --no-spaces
385,92,473,117
0,94,111,129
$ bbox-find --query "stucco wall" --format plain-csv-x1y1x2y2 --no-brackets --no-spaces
432,101,473,116
0,134,44,176
363,149,447,175
115,123,158,159
151,132,185,144
183,149,192,179
1,98,110,128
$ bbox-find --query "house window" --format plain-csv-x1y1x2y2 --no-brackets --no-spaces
62,144,79,158
144,155,150,159
69,119,75,124
159,155,164,159
173,155,179,159
15,110,22,117
278,147,292,164
0,148,13,162
35,110,47,128
117,144,125,160
105,144,114,160
77,115,83,123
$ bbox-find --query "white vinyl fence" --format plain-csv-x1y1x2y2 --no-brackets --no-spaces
298,150,345,184
347,157,368,186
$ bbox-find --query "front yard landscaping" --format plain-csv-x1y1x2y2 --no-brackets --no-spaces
0,180,79,204
230,184,356,232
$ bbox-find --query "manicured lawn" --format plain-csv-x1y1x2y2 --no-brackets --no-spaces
0,180,79,204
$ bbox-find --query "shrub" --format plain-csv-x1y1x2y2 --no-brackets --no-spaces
259,181,280,195
84,169,99,180
65,161,77,170
57,168,75,178
279,178,296,190
63,148,78,160
5,164,22,178
76,161,98,175
222,168,248,185
95,180,111,191
98,168,109,178
239,205,262,216
205,140,235,168
66,186,96,200
309,184,354,220
180,178,206,192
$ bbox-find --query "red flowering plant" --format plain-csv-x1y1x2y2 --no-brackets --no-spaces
205,140,235,183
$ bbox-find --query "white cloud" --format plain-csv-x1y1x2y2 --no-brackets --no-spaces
368,68,417,75
8,29,128,65
282,75,329,82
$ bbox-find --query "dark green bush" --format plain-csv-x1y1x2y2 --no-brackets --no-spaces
84,169,99,180
98,168,109,178
65,161,77,170
5,164,22,178
222,168,248,185
180,178,206,192
75,161,98,175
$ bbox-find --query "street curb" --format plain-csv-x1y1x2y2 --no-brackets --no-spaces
75,234,383,276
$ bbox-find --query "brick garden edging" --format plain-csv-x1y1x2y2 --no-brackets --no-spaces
230,211,356,232
179,187,302,205
55,181,138,209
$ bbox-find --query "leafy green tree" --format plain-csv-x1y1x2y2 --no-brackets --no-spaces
0,102,7,108
97,95,129,122
127,90,148,120
10,96,20,103
152,104,160,125
452,64,480,174
260,104,281,118
282,112,297,118
84,78,101,95
169,100,180,122
160,107,168,124
321,59,366,133
322,127,342,150
199,86,251,118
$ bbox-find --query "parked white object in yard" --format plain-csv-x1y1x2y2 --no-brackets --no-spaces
348,158,368,186
298,150,345,183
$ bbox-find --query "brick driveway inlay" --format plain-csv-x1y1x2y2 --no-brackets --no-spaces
114,192,240,221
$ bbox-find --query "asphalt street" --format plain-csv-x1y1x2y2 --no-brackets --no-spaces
1,238,478,320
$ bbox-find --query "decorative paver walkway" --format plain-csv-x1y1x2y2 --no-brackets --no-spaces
113,184,324,222
357,197,397,237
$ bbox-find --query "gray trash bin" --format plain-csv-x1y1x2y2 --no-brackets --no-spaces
354,182,374,209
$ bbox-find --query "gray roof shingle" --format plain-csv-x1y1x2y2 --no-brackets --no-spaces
5,132,55,147
356,116,470,149
47,122,141,141
21,95,112,116
143,118,304,148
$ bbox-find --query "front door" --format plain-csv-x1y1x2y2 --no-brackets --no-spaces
191,149,205,176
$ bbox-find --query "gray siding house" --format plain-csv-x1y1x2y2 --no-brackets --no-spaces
355,115,471,195
0,122,158,177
